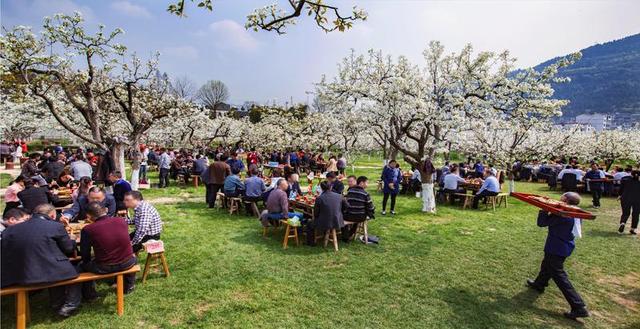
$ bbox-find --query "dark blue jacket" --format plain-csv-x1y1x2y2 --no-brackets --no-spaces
1,214,78,287
537,211,576,257
584,169,604,190
382,165,400,195
63,194,116,221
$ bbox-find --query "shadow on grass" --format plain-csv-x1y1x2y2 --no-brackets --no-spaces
438,287,585,328
587,229,624,238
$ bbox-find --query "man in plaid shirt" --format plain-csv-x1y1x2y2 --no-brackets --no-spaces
123,191,163,252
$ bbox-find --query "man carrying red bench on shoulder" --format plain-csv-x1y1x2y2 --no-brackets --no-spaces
526,192,590,321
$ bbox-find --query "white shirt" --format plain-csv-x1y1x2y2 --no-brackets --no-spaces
613,172,631,181
443,173,465,190
411,169,421,182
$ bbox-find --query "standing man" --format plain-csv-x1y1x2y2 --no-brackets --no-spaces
526,192,589,321
618,170,640,235
472,169,501,209
584,163,605,209
208,155,231,208
123,191,163,253
158,148,171,188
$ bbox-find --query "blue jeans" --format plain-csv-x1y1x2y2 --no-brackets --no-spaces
268,212,304,220
140,164,147,180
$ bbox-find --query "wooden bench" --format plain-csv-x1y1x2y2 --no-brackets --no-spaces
243,200,261,219
1,265,140,329
455,193,474,210
323,228,339,251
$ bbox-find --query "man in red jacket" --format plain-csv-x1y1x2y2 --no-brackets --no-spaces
80,202,137,295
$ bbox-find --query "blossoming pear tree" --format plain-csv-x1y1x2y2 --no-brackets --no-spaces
0,13,191,187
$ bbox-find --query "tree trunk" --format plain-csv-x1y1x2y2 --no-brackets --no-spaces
112,143,127,180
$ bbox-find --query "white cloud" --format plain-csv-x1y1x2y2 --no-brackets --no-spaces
208,20,259,52
110,1,152,19
162,46,199,60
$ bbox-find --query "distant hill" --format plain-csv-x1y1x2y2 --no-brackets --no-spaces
531,33,640,120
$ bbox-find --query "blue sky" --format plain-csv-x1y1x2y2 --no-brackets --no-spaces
2,0,639,105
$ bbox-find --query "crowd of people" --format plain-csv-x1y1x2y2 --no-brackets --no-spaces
2,140,639,323
1,145,164,318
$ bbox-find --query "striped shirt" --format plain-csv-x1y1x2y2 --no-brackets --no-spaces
128,201,163,245
344,186,375,221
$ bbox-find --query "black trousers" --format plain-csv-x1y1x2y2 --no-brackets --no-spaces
533,253,586,310
472,190,498,209
159,168,170,188
207,184,224,207
382,193,397,211
130,232,161,253
620,200,640,229
591,188,602,207
81,256,138,293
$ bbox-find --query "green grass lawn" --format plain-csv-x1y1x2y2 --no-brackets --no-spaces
1,165,638,329
0,173,13,188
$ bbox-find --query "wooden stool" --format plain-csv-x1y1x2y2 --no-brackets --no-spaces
343,220,368,243
216,192,227,210
228,197,242,215
485,193,508,211
141,240,170,284
281,220,300,249
376,180,383,192
244,201,261,219
176,174,186,186
192,175,199,188
323,228,339,251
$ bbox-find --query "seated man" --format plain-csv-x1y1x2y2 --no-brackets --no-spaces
326,172,345,194
306,181,348,245
1,204,81,317
243,167,266,203
342,176,375,242
346,175,357,190
61,186,116,223
0,208,30,235
17,177,58,213
286,173,303,199
80,202,137,294
263,179,303,227
443,165,466,203
108,171,132,211
557,165,573,180
223,168,245,197
124,191,163,253
472,169,501,209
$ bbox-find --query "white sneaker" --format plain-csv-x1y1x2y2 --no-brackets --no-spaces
381,211,386,215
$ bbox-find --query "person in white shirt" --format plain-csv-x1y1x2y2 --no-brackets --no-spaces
443,165,466,203
570,166,585,181
557,165,573,180
613,167,632,182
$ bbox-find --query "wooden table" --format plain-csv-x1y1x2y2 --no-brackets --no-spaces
289,199,315,218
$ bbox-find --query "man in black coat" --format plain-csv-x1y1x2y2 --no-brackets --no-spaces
17,178,57,213
326,172,345,194
1,204,82,317
305,181,347,245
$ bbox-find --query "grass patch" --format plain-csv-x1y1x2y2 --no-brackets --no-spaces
0,164,638,328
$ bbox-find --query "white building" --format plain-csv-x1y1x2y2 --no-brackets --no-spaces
575,113,613,131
